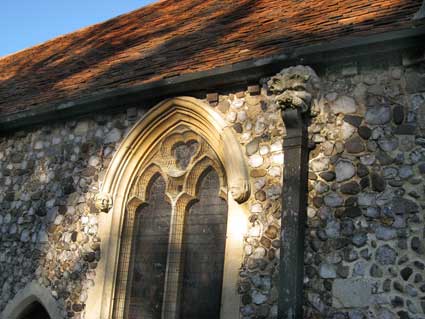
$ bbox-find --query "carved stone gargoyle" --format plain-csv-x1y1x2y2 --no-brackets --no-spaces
267,65,320,115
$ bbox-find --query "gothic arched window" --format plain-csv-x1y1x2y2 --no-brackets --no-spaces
112,126,228,319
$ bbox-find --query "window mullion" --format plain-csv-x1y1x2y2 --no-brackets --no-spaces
162,199,186,319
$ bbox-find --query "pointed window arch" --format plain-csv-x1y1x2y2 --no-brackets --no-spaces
87,97,251,319
1,282,62,319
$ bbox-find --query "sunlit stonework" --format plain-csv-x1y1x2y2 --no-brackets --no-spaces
267,65,320,114
127,125,226,203
1,5,422,316
94,192,113,213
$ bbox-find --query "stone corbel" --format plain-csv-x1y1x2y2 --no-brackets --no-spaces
222,126,251,204
267,66,320,319
94,192,113,213
229,178,250,204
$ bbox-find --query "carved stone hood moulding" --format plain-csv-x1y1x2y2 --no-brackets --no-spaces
87,96,251,319
94,97,251,213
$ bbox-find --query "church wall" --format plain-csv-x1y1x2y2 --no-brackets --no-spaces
0,50,424,319
304,55,425,319
0,110,145,318
0,86,284,319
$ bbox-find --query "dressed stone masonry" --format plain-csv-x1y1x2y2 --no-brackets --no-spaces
0,56,425,319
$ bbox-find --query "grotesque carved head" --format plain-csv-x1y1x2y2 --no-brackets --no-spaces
95,192,113,213
230,178,250,204
267,65,320,114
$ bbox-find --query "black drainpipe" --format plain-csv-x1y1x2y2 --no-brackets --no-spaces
279,107,309,318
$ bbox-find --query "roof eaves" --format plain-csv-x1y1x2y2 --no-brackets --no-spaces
1,25,425,132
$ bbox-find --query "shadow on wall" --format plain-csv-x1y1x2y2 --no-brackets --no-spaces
0,0,258,113
0,0,420,114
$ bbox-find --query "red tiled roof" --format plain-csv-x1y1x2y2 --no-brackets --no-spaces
0,0,421,116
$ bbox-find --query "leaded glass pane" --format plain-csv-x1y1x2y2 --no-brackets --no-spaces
179,169,227,319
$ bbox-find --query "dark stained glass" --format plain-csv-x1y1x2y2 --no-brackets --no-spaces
179,168,228,319
125,175,171,319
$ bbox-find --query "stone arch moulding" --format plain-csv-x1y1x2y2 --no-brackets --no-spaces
86,96,251,319
0,281,63,319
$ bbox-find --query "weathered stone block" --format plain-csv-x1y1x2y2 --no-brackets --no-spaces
331,96,357,114
365,106,391,125
404,71,425,93
332,279,372,308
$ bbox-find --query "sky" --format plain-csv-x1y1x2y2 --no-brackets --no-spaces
0,0,156,57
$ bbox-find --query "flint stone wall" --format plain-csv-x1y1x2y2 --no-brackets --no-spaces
0,86,285,319
305,57,425,319
0,53,424,319
0,114,139,318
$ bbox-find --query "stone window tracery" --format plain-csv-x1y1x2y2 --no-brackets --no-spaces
112,125,228,319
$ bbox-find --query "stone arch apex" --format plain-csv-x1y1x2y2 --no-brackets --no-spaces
100,96,250,206
0,281,63,319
